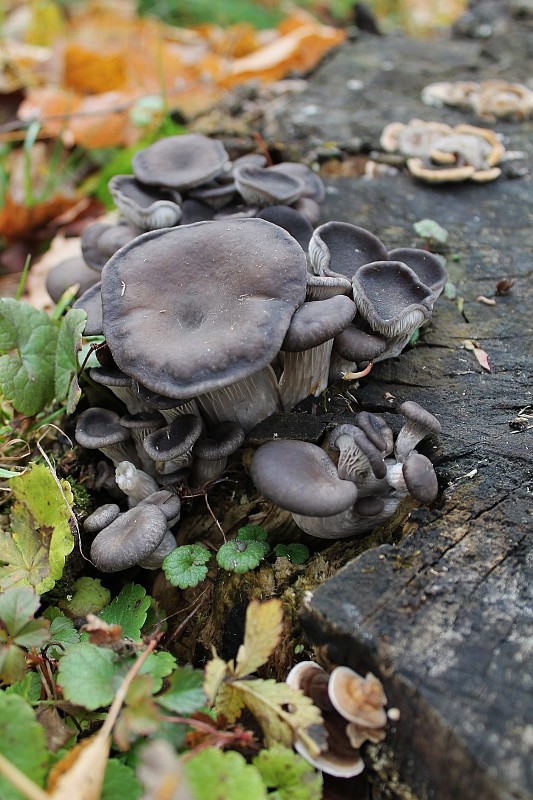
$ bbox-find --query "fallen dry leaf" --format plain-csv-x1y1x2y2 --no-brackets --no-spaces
462,339,491,372
46,734,111,800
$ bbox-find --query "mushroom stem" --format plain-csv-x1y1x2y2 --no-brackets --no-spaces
197,366,282,433
278,340,334,412
341,362,374,381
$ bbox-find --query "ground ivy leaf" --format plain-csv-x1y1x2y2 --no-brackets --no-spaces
55,307,87,409
234,599,283,678
273,543,310,564
231,679,325,754
0,298,58,415
216,540,265,574
57,642,118,710
162,544,211,589
99,583,150,640
184,748,267,800
0,692,49,798
0,463,75,594
252,745,323,800
157,665,206,715
101,757,142,800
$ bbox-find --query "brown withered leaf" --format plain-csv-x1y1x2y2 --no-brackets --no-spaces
82,613,123,645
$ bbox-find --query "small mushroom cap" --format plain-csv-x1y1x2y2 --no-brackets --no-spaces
143,414,203,462
193,421,245,460
406,157,476,183
269,162,326,203
352,261,436,338
72,282,103,336
90,504,169,572
138,489,181,522
75,407,130,449
108,175,183,230
81,221,140,272
281,296,356,352
250,439,358,517
309,221,389,280
355,411,394,456
388,248,448,295
333,326,387,362
180,198,216,224
233,164,305,207
101,219,307,399
83,503,121,533
328,424,387,480
398,401,441,435
132,134,229,190
46,256,100,302
352,496,385,517
379,118,454,157
328,666,388,728
402,452,439,504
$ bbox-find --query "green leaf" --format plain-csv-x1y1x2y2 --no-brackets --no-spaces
47,614,80,658
4,671,42,702
58,576,111,618
216,539,266,574
273,543,310,564
101,758,143,800
57,642,118,710
184,748,267,800
0,692,49,799
0,463,75,594
162,544,211,589
0,644,28,684
99,584,151,641
137,651,176,693
55,307,87,413
236,525,270,556
252,746,323,800
413,218,449,244
0,585,46,642
157,666,206,715
0,298,58,415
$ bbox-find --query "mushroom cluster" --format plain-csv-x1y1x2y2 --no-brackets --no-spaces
286,660,393,777
55,133,448,569
380,118,505,183
250,402,441,539
421,79,533,121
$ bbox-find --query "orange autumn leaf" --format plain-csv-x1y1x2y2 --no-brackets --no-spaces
0,194,84,242
63,43,128,94
18,87,81,139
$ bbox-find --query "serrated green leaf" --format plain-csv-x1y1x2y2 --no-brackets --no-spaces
0,692,49,799
0,463,75,594
101,758,143,800
57,642,118,710
99,584,151,641
0,585,45,640
230,679,325,755
236,525,268,542
58,576,111,618
162,544,210,589
216,539,265,574
184,748,267,800
55,307,87,412
157,666,206,715
252,746,323,800
214,682,246,724
47,614,80,658
0,298,58,415
5,671,42,702
273,543,310,564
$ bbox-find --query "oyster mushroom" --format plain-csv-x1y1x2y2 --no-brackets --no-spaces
308,221,389,281
90,504,169,572
132,133,229,190
108,175,183,230
394,400,442,461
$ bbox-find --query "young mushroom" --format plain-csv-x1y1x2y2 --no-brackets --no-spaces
132,133,229,191
108,175,183,230
394,400,442,461
90,504,170,572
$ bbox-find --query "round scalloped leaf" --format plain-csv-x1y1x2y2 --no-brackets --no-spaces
162,544,211,589
0,693,49,799
216,540,266,574
183,748,267,800
253,745,323,800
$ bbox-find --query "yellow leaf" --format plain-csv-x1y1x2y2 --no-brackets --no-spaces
203,652,228,706
46,733,111,800
63,44,128,94
233,679,325,757
215,682,246,724
233,598,283,678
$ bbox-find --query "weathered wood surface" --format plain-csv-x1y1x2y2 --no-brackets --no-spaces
266,6,533,799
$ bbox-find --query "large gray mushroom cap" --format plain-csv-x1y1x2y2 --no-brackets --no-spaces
309,221,389,280
132,134,229,190
250,439,358,517
388,247,448,295
90,504,169,572
101,219,307,399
